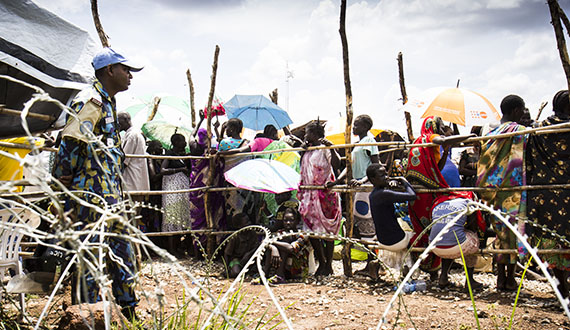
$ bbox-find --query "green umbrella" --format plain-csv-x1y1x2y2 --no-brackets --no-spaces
141,121,194,152
125,94,192,129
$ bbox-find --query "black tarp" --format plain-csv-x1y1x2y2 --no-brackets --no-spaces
0,0,96,138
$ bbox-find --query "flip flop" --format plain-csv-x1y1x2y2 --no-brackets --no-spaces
464,281,484,292
268,275,285,286
438,281,460,290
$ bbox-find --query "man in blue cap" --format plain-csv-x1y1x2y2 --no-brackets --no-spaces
53,47,143,319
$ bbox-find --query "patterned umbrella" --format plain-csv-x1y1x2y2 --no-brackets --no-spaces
404,87,501,127
203,94,226,118
224,158,300,194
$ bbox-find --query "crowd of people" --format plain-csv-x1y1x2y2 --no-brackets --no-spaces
39,47,570,319
122,90,570,300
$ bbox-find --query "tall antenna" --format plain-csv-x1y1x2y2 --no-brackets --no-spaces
285,61,294,111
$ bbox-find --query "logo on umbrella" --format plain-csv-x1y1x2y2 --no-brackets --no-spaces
434,106,460,115
469,110,489,119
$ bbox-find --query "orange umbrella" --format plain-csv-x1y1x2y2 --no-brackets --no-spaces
404,87,501,126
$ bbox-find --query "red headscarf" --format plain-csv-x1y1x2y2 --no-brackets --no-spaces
406,116,449,189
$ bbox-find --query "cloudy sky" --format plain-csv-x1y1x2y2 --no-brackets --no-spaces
34,0,570,136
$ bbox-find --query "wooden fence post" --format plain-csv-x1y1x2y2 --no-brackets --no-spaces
548,0,570,103
147,96,161,122
204,45,220,256
269,88,278,104
186,69,196,128
397,52,414,142
90,0,110,47
339,0,355,277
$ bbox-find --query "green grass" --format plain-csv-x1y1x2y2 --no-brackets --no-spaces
455,232,481,330
456,233,537,330
113,283,293,330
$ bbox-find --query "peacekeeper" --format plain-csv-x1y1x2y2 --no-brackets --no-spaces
52,47,143,320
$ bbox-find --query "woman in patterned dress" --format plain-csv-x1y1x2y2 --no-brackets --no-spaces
298,121,342,276
526,90,570,297
161,133,191,255
477,94,527,291
217,118,250,219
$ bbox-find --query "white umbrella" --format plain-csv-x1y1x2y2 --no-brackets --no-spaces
224,159,300,194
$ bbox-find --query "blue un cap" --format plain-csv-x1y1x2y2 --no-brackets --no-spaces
92,47,143,72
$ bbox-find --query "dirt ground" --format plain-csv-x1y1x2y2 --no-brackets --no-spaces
10,257,570,330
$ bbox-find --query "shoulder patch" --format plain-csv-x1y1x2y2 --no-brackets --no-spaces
89,97,102,107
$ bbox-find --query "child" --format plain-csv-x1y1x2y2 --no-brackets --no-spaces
223,213,260,278
258,207,309,285
270,190,299,231
368,164,417,251
366,163,417,279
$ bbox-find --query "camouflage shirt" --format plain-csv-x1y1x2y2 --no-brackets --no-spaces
53,80,124,208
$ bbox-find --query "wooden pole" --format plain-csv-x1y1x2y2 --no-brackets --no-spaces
397,53,408,105
269,88,291,135
558,4,570,37
147,97,161,122
404,112,414,143
548,0,570,101
536,101,548,121
269,88,278,104
90,0,110,47
204,45,220,256
186,69,196,128
397,52,414,142
0,105,54,121
339,0,355,277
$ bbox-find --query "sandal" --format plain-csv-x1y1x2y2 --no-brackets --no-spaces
251,276,262,285
268,275,285,286
464,280,484,292
439,281,460,290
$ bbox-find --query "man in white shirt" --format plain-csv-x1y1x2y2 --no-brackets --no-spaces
118,112,150,223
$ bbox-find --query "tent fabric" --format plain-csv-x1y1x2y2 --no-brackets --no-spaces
0,0,97,138
0,0,96,90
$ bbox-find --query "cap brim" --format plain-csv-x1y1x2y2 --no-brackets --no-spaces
122,60,143,72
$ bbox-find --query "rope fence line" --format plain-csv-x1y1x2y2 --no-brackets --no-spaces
2,121,570,159
4,183,570,197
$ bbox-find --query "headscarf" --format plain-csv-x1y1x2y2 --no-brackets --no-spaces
406,116,449,189
420,115,440,136
197,128,208,146
553,90,570,119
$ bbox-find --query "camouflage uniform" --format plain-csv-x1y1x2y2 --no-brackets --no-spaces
53,80,137,308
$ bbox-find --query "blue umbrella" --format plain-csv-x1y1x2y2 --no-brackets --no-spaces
224,95,293,131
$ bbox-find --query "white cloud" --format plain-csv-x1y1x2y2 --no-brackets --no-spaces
27,0,570,137
485,0,524,9
33,0,86,14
